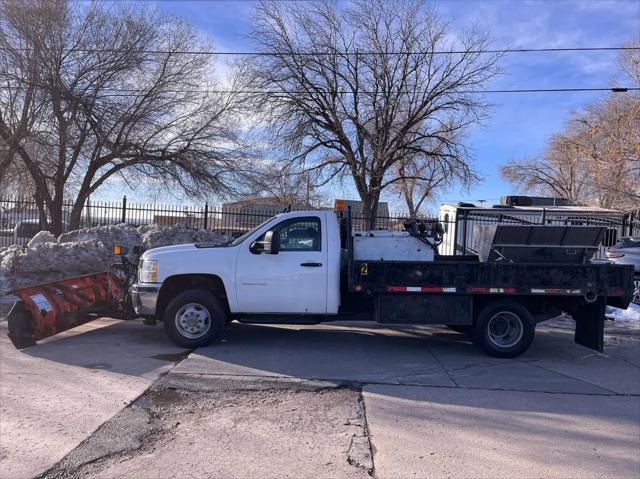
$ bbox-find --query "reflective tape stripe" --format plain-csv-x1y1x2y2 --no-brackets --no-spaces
388,286,586,295
531,288,582,294
467,287,489,293
387,286,407,292
388,286,518,294
386,286,457,293
467,287,517,294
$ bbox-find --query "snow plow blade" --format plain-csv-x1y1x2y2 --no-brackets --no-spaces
7,272,127,349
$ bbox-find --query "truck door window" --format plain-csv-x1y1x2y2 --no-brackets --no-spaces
277,218,322,252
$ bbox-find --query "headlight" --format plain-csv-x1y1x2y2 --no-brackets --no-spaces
139,260,158,283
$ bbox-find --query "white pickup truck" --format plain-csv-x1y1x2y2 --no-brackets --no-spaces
131,210,635,357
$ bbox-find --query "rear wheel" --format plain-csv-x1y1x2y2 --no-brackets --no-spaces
473,301,535,358
163,290,226,348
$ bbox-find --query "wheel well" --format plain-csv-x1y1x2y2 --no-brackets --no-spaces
156,274,230,319
472,296,566,324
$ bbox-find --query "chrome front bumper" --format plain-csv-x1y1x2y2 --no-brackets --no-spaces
131,283,161,316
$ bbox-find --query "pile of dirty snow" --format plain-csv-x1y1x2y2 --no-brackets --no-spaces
0,223,229,295
606,303,640,325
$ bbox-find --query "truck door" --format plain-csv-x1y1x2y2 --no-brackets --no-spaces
235,215,328,314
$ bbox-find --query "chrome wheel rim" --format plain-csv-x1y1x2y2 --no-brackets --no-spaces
633,281,640,305
487,311,524,348
175,303,211,339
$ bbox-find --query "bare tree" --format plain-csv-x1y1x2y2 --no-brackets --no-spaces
0,0,249,234
501,135,595,204
391,131,478,217
248,0,500,228
243,162,326,208
573,95,639,209
0,139,37,196
501,46,639,210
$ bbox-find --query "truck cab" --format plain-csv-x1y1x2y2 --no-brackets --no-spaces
132,211,342,345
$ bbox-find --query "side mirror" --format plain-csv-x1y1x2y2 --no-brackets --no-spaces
250,230,280,254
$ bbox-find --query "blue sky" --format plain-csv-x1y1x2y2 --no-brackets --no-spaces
102,0,640,213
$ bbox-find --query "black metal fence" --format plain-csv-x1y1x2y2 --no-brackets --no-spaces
445,207,640,258
0,195,447,249
1,196,638,257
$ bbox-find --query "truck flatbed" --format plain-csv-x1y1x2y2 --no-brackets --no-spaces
348,258,634,354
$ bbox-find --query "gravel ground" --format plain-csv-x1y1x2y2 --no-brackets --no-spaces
39,376,373,479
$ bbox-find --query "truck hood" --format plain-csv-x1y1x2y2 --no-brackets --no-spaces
141,242,238,281
141,243,199,259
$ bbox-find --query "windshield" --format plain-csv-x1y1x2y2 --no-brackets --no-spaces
228,217,275,247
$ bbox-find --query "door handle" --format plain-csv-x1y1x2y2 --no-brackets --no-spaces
300,262,323,267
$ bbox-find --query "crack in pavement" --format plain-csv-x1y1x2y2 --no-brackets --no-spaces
518,359,623,396
167,371,640,396
350,391,375,478
421,338,460,387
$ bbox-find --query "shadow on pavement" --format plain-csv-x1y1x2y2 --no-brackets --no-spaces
5,319,189,378
8,318,640,400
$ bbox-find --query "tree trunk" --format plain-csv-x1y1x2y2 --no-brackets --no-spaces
403,186,417,218
50,208,64,236
34,191,49,232
368,195,380,230
48,196,65,236
69,197,85,231
360,194,373,231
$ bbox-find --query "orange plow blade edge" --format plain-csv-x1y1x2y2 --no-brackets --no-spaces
7,272,127,349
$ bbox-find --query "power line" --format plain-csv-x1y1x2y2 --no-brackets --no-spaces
3,84,637,96
78,86,640,96
0,45,638,56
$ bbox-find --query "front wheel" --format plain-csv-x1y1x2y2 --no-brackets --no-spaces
163,290,226,348
473,301,535,358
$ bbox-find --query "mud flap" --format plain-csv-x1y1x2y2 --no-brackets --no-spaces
573,299,605,353
7,301,37,349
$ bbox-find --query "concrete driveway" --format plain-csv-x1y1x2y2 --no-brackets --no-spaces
0,319,189,479
1,318,639,478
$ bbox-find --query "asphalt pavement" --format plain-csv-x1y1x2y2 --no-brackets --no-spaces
1,318,638,478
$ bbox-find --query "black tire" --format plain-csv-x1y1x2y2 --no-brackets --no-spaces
446,324,472,335
473,300,535,358
163,289,226,348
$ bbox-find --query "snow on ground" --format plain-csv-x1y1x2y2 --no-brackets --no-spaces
0,223,230,294
540,303,640,332
606,303,640,325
